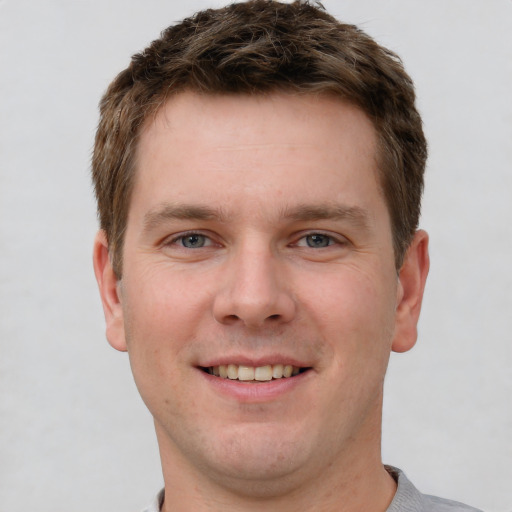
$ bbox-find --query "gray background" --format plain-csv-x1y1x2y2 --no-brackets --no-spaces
1,1,511,510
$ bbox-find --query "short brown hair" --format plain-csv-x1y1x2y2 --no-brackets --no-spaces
92,0,427,277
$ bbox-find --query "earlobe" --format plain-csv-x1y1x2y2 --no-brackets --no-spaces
391,230,430,353
92,230,127,352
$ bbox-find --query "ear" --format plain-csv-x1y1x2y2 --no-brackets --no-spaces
391,229,430,353
92,230,127,352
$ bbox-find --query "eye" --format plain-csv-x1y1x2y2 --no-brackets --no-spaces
306,234,331,248
175,233,211,248
297,233,336,248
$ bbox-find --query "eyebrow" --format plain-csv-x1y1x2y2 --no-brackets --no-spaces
143,203,229,232
281,204,371,230
142,202,371,232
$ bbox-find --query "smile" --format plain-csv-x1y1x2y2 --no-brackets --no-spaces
202,364,308,381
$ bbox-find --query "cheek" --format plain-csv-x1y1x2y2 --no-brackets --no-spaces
299,264,397,356
123,263,214,333
119,268,209,382
120,272,204,418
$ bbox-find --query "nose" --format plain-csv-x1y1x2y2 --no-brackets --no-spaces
212,243,296,328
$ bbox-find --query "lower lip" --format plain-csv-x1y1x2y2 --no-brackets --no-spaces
198,369,311,403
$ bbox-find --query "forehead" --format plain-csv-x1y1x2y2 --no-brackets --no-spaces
139,91,377,156
131,91,384,224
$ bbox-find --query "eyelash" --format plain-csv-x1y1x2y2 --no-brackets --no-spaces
166,231,215,249
294,232,344,248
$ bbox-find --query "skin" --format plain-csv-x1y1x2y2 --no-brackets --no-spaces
94,92,429,511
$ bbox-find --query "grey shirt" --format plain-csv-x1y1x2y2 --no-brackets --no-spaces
385,467,483,512
141,467,483,512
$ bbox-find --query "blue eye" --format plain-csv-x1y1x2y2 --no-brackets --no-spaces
180,234,207,248
305,234,332,248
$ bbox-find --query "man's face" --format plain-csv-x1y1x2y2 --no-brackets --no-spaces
95,92,426,493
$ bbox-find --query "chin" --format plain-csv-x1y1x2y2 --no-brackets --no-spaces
207,449,312,498
184,421,317,494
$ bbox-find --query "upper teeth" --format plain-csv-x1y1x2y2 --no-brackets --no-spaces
208,364,300,381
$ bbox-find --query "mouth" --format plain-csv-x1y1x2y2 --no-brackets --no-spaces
200,364,311,382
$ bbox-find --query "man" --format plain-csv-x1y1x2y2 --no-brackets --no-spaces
91,1,481,511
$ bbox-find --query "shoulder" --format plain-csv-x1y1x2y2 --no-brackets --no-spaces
422,493,484,512
386,466,484,512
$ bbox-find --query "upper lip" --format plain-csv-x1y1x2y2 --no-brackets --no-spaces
198,354,313,368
